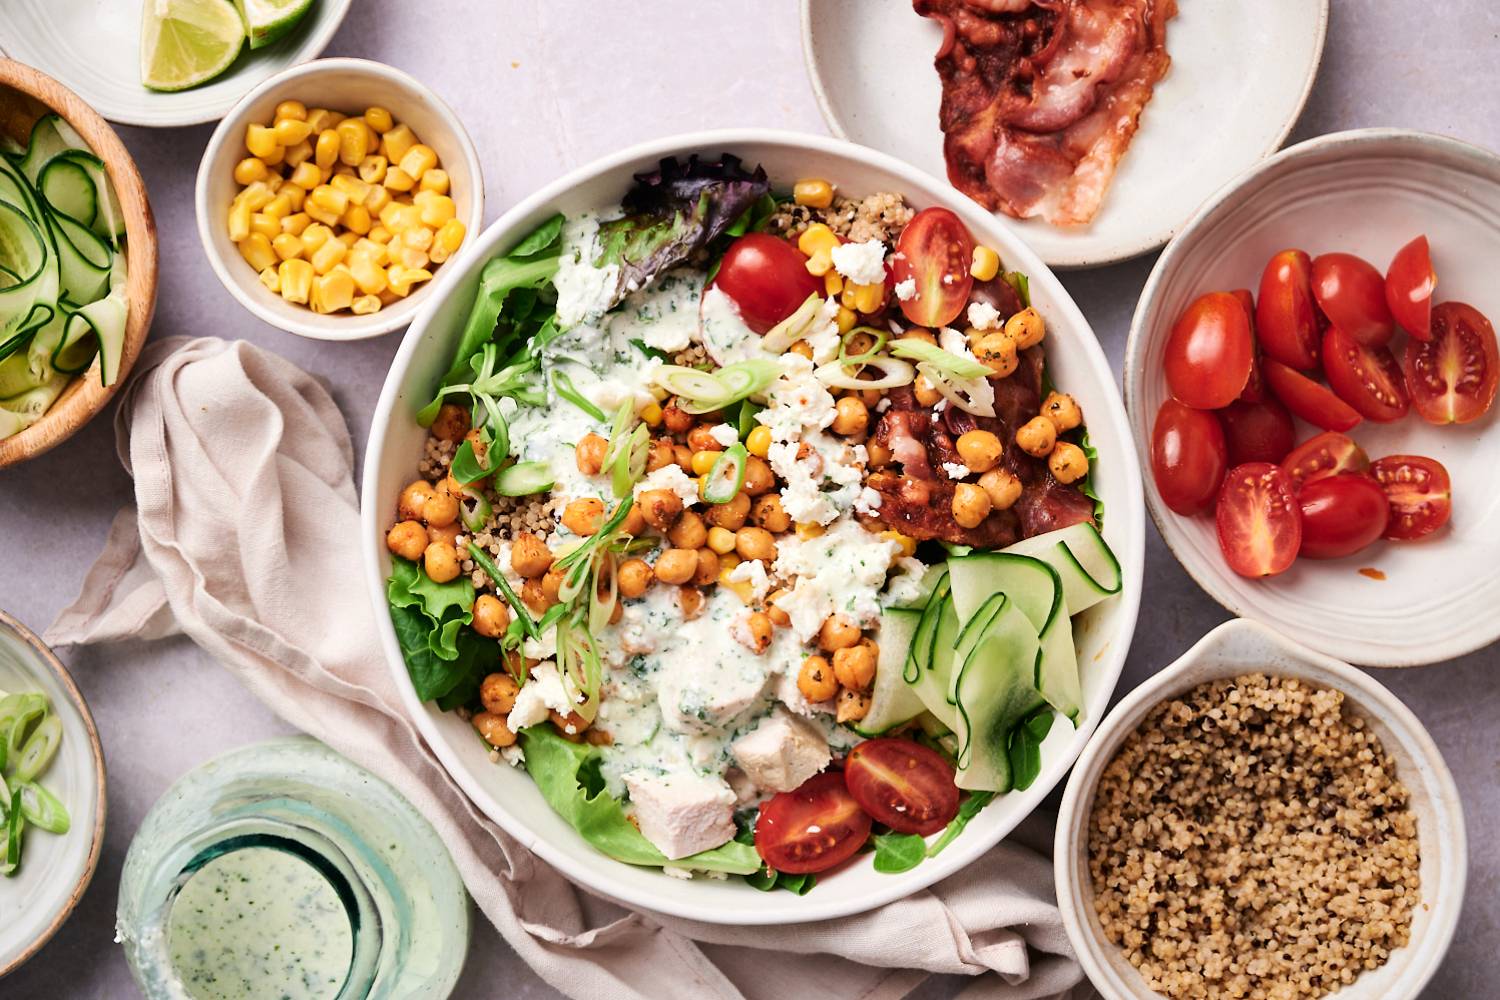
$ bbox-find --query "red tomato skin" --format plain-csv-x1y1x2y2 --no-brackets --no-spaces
1297,474,1390,559
1262,359,1363,432
1215,462,1302,578
1385,235,1436,341
710,233,822,334
1404,301,1500,425
843,738,960,836
1256,249,1321,369
1151,400,1228,516
1231,289,1266,402
754,771,872,875
1281,431,1371,494
891,207,975,328
1312,252,1396,347
1321,326,1410,422
1219,398,1296,465
1164,291,1254,409
1370,455,1453,540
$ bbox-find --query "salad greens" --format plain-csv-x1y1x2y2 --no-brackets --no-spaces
868,790,999,875
387,557,496,709
0,689,71,876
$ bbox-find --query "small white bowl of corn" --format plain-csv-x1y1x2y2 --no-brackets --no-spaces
195,57,484,341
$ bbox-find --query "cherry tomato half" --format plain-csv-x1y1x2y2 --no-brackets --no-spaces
1151,400,1228,516
1164,291,1253,409
844,738,960,836
1231,288,1265,402
1321,326,1409,422
1281,431,1371,494
1297,474,1390,560
1370,455,1452,540
1404,301,1500,425
1256,249,1321,369
1216,462,1302,578
1312,252,1395,347
891,207,975,328
754,771,872,875
1262,359,1362,432
710,233,822,334
1385,235,1436,341
1219,398,1296,466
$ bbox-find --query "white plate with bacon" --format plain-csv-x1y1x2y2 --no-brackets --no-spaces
802,0,1329,269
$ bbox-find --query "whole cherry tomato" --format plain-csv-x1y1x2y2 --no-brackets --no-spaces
1321,326,1409,422
1163,291,1253,409
1151,400,1228,516
1404,301,1500,425
1215,462,1302,578
1297,474,1390,559
891,207,975,328
1218,398,1296,465
1385,235,1436,341
1370,455,1452,540
1312,252,1396,347
711,233,822,334
1262,360,1362,432
1256,249,1321,369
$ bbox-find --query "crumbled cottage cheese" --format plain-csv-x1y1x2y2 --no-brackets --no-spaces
831,239,887,285
506,661,577,731
727,558,771,601
966,301,1002,331
942,461,970,480
707,423,739,448
894,277,917,301
772,519,900,642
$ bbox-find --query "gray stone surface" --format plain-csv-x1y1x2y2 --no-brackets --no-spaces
1,2,1494,997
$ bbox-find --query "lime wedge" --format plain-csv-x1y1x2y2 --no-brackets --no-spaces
233,0,315,50
140,0,247,92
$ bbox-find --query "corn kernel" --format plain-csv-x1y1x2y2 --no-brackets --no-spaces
395,245,429,270
280,212,311,236
311,270,356,314
823,271,844,297
848,281,884,314
970,245,1000,282
273,117,313,146
707,526,738,554
382,166,415,193
304,108,336,132
381,202,420,231
746,425,772,458
274,100,307,122
330,174,373,206
797,223,839,257
271,233,305,261
227,199,252,242
719,552,741,574
640,402,663,427
341,204,372,236
429,219,466,263
282,138,313,169
238,232,276,272
261,147,285,168
398,144,438,181
233,157,268,186
795,522,824,540
418,168,449,195
353,238,388,265
335,118,370,166
264,173,283,194
351,294,382,315
417,194,455,228
879,530,918,559
722,577,755,604
793,178,834,208
312,129,338,170
365,226,390,246
363,106,394,133
362,185,392,216
300,223,334,253
289,161,322,190
245,123,279,159
689,450,717,476
282,185,306,212
349,252,388,294
249,213,279,239
379,123,417,163
259,266,280,293
400,225,433,251
237,181,275,211
337,231,360,248
311,237,346,274
357,155,388,185
262,194,291,220
279,259,314,304
835,306,857,333
304,202,340,227
308,184,349,216
386,265,432,297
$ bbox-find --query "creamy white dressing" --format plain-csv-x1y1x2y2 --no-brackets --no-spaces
698,284,762,365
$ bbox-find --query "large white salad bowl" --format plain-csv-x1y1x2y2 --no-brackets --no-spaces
361,130,1144,923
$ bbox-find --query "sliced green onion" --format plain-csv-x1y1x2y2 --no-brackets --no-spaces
464,543,536,639
552,370,607,422
600,401,649,499
916,361,996,417
655,366,724,404
838,325,889,364
3,789,21,877
1003,270,1030,308
457,487,492,532
760,292,823,354
588,551,619,635
14,714,60,783
735,399,761,440
889,339,992,379
493,461,554,496
18,782,67,835
702,443,748,504
1,693,45,761
814,355,915,391
655,359,782,414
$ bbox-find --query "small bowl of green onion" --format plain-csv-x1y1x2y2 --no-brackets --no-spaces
0,610,106,977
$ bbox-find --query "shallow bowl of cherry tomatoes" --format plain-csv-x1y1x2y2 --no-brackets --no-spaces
1126,128,1500,667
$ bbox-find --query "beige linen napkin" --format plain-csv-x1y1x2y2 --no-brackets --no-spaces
45,337,1084,1000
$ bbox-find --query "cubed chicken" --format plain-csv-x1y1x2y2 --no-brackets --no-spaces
624,770,737,860
731,708,831,794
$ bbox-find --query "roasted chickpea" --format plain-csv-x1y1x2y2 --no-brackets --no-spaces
662,398,695,434
398,479,437,520
385,520,428,561
798,655,838,702
979,468,1023,510
673,444,695,471
867,441,894,468
429,522,461,547
1041,391,1083,433
621,504,647,536
584,728,614,747
692,548,720,586
480,672,520,714
836,688,871,723
974,332,1019,377
617,557,653,598
677,585,705,619
575,433,608,474
704,491,751,530
832,640,877,690
646,438,676,472
430,403,470,443
1048,441,1089,484
541,567,565,604
765,589,792,628
955,429,1003,473
818,614,861,652
664,510,705,549
473,711,517,748
913,373,942,407
741,456,775,496
421,491,460,528
521,577,549,615
735,526,777,562
1016,416,1057,457
687,424,724,452
899,327,937,346
858,387,884,408
952,482,993,529
639,488,684,531
750,494,791,534
562,497,606,535
472,594,511,638
653,548,698,585
831,396,869,436
509,532,553,578
423,541,460,583
1005,306,1045,349
737,612,774,653
789,339,814,360
549,709,590,740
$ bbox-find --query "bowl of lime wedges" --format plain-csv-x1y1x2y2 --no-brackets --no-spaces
0,0,354,128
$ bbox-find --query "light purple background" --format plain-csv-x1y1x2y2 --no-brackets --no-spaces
1,2,1495,997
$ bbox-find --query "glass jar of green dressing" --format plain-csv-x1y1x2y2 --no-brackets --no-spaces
117,738,469,999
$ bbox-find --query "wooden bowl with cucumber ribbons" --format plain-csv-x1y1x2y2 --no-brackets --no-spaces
0,58,156,469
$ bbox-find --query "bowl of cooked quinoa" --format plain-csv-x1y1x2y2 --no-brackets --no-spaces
1055,617,1465,1000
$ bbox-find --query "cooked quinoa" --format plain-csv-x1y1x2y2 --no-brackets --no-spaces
766,190,914,244
1087,674,1420,1000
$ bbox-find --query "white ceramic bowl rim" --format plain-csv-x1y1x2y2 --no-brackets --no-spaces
361,127,1146,924
1054,617,1467,1000
193,57,484,342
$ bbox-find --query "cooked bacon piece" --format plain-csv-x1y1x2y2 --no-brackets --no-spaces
867,471,1022,549
915,0,1177,225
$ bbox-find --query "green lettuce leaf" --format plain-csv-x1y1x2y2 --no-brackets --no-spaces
386,558,494,705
